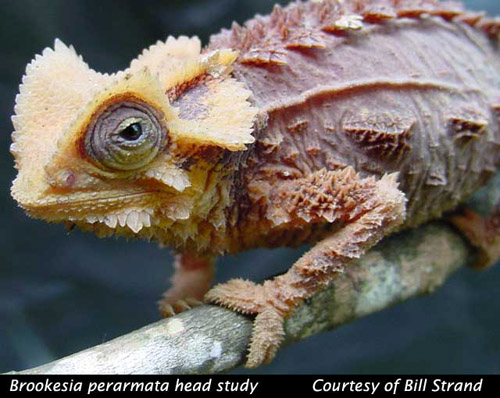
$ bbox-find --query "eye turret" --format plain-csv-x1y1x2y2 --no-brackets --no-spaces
84,99,167,171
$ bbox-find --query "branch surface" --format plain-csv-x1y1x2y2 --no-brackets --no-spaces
10,174,500,375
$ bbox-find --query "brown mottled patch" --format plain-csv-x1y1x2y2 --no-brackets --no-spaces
176,157,197,171
240,48,289,66
179,143,224,167
167,73,214,103
448,109,488,143
455,11,486,27
286,119,309,134
362,5,397,23
284,30,327,49
429,2,465,20
343,112,414,161
175,84,210,121
271,167,378,226
395,0,463,20
478,17,500,38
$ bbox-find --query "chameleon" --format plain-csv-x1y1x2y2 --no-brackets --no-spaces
10,0,500,368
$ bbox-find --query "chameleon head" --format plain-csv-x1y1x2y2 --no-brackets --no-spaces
10,38,257,249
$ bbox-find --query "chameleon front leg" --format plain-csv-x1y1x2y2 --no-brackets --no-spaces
206,170,407,368
159,252,216,317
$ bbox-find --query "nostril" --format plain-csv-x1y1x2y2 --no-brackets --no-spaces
50,169,76,188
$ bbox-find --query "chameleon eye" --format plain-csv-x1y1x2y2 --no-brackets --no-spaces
84,100,167,171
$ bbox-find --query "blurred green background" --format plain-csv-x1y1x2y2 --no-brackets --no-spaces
0,0,499,374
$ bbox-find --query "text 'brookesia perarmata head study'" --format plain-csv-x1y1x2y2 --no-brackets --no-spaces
10,0,500,368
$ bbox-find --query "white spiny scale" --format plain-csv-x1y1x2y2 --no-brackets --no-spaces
163,199,192,221
324,209,337,223
117,213,128,228
144,164,191,192
140,211,151,228
126,210,142,233
104,215,118,229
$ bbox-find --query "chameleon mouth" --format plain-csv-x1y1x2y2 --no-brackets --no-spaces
16,186,196,234
73,207,155,232
15,190,157,210
15,190,164,225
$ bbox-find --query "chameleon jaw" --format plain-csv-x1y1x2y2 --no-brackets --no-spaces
12,185,177,232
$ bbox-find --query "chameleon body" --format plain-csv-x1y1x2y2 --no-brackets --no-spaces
10,0,500,368
210,0,500,252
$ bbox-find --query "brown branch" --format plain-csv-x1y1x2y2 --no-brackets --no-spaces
8,174,499,375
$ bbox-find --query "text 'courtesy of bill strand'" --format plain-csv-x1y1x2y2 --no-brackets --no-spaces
312,378,484,394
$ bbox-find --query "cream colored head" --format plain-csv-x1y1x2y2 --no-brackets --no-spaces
11,38,257,250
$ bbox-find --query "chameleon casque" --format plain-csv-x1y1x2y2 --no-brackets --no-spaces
10,0,500,368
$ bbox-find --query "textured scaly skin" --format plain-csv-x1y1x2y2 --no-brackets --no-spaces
208,0,500,253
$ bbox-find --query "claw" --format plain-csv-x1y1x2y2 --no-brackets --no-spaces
158,297,203,318
173,299,191,313
160,302,176,318
185,297,203,307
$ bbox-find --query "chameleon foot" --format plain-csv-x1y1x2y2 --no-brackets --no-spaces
205,278,287,368
159,252,215,317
